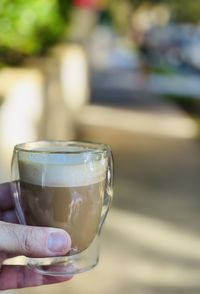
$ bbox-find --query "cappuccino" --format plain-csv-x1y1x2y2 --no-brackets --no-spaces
18,150,107,254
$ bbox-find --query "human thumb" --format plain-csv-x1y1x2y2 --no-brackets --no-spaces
0,221,71,257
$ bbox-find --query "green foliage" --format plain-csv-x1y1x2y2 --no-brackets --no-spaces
166,0,200,23
107,0,200,36
130,0,200,23
0,0,72,65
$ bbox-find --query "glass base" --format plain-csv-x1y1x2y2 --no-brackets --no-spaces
32,256,98,276
3,236,100,276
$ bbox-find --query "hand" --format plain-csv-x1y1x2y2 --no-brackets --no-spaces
0,182,72,290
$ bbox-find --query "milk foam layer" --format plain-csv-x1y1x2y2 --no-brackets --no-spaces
18,151,107,187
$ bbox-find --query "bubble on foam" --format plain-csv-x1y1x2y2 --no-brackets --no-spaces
18,151,107,187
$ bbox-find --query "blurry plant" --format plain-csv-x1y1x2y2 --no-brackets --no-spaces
107,0,200,35
165,0,200,23
107,0,132,33
0,0,73,65
130,0,200,23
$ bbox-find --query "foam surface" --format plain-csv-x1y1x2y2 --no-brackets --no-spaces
18,151,107,187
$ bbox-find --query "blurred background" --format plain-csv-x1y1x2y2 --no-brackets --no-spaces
1,0,200,293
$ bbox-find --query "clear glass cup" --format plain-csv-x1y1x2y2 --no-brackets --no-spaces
9,140,113,276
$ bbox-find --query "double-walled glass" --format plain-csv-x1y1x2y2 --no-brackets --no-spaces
9,141,113,276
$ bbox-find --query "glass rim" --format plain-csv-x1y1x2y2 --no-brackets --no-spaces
14,140,111,155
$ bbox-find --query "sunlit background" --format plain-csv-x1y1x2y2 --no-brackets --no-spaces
1,0,200,293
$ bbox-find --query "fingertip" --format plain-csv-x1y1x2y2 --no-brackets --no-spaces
47,229,71,256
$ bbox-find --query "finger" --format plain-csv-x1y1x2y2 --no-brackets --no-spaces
2,210,19,223
0,221,71,257
0,183,14,211
0,266,72,290
0,252,7,266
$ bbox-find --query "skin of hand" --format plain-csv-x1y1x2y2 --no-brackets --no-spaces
0,182,72,290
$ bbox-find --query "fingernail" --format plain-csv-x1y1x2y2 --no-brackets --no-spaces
48,232,70,253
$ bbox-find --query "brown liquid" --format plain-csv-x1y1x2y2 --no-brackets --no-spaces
20,181,105,254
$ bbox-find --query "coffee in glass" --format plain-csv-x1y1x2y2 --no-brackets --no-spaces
10,141,113,275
